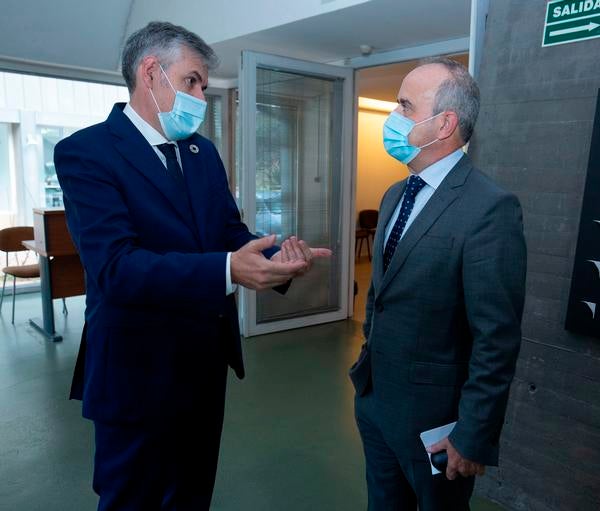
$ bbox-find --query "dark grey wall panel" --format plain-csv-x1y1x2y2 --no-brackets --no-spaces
468,1,600,509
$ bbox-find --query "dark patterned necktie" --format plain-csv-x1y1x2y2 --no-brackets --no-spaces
383,174,427,271
156,143,184,183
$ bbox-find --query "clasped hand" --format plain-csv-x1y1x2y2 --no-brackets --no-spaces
231,234,332,290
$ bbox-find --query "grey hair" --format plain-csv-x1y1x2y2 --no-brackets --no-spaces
121,21,219,93
420,56,480,144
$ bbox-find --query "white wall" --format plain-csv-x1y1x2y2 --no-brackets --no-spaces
355,107,407,221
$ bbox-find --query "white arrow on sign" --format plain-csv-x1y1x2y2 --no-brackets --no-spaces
550,22,600,37
587,260,600,278
582,301,597,318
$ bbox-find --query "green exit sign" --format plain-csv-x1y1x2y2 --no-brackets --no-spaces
543,0,600,47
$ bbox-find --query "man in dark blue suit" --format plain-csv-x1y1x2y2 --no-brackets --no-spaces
55,21,330,511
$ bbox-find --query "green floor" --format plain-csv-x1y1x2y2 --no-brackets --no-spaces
0,291,504,510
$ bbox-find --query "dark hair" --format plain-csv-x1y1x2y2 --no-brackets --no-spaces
420,56,480,143
121,21,219,92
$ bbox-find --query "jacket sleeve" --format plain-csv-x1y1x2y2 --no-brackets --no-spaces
448,192,527,466
55,138,244,311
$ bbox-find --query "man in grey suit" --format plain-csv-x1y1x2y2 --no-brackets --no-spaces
350,57,526,510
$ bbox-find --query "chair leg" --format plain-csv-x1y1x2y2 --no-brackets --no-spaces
366,236,372,262
62,298,68,315
11,276,16,324
0,272,6,311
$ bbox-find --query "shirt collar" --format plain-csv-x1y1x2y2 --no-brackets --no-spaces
411,148,464,190
123,103,171,147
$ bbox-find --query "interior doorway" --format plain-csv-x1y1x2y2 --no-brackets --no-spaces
352,53,469,323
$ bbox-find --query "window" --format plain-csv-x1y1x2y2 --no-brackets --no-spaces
0,123,12,213
254,100,298,238
0,70,129,226
39,126,77,207
0,70,232,228
199,94,223,156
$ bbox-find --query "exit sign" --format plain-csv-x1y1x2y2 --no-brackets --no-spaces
543,0,600,47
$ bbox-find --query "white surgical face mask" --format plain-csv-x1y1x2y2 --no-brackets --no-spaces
148,64,207,141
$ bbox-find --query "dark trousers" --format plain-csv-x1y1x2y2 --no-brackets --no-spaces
355,390,475,511
93,364,228,511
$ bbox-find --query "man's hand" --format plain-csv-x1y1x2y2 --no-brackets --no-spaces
271,236,332,275
231,235,308,290
427,437,485,480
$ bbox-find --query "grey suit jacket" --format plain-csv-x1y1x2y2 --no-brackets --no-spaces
350,154,526,466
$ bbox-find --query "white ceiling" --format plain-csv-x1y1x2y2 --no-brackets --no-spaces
0,0,132,81
211,0,471,78
0,0,471,87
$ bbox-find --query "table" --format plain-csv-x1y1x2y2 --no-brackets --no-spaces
23,208,85,342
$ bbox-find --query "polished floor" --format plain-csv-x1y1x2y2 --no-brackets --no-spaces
0,275,504,510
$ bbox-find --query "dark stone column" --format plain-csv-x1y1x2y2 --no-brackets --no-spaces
469,1,600,510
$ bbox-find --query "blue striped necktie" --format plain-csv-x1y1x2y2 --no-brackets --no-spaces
383,174,426,271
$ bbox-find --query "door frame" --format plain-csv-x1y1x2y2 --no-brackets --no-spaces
238,50,355,337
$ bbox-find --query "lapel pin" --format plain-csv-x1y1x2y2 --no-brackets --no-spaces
189,144,199,154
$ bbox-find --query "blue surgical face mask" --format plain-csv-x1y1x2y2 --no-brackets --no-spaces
149,64,207,141
383,111,443,164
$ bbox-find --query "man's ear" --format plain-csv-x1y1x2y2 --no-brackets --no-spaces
438,111,460,141
139,55,159,89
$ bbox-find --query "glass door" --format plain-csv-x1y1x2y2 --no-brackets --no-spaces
239,51,354,337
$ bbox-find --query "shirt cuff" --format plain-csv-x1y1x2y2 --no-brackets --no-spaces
226,252,238,295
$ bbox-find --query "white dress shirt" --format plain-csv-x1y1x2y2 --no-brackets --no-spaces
123,103,236,295
384,148,464,247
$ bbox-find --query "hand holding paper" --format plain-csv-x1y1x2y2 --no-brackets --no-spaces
427,435,485,480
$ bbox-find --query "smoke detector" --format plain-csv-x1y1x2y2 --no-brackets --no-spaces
359,44,373,56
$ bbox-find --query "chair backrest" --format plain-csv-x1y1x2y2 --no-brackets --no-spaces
0,226,35,253
358,209,378,229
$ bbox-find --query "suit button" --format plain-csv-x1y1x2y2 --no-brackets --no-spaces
375,303,384,313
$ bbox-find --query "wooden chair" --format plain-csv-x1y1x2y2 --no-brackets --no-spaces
355,227,371,261
0,226,40,324
355,209,379,261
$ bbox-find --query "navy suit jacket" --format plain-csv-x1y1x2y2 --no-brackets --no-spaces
55,103,272,423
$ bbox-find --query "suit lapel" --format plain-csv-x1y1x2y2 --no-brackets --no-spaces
377,155,472,297
107,104,193,227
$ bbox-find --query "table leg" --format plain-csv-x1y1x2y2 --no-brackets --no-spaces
29,255,62,342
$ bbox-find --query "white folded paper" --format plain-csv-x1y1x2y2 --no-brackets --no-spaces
419,421,457,475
